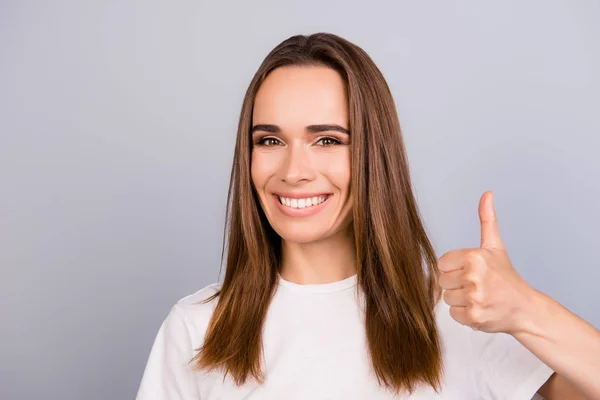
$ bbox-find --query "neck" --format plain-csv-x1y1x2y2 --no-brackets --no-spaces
278,224,356,285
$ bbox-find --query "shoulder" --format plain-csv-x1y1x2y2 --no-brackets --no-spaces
175,281,222,309
163,282,223,347
137,283,223,398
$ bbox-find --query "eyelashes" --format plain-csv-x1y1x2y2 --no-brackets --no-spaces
255,137,282,146
254,136,343,147
315,137,342,146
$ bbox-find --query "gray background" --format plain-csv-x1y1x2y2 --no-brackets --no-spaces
1,0,598,399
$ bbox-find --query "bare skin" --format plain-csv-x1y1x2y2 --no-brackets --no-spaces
250,65,355,285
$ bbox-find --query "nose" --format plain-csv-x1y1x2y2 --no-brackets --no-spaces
280,141,315,184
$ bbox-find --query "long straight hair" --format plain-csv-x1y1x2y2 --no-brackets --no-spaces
191,32,444,396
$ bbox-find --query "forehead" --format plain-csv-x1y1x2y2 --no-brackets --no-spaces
252,65,348,127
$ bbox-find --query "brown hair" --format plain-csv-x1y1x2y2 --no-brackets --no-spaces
191,32,444,396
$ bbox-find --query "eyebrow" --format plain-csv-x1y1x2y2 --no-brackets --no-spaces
250,124,350,135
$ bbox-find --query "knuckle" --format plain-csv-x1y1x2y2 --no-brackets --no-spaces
468,306,483,324
463,271,482,287
469,290,485,305
466,250,485,266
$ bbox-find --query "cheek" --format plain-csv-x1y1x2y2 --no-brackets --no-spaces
323,151,351,190
251,152,275,189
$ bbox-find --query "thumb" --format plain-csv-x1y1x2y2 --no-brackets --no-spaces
479,191,505,250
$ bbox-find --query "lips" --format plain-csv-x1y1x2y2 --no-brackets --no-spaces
277,194,329,208
273,192,333,199
272,193,332,218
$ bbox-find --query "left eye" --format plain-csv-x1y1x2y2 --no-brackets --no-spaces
316,137,341,146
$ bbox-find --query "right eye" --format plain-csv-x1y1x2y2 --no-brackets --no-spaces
256,137,282,146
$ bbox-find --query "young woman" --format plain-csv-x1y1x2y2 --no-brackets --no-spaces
136,33,599,399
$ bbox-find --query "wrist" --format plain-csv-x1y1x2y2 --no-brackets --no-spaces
510,287,556,339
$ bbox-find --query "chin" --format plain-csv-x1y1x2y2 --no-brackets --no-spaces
274,225,329,245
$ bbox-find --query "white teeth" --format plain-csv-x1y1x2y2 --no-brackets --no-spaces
278,195,329,209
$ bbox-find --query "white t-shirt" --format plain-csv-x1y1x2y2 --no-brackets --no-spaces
136,273,554,399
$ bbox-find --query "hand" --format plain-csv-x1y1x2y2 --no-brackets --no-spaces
437,191,535,335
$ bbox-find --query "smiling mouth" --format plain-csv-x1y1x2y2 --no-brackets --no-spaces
275,194,332,209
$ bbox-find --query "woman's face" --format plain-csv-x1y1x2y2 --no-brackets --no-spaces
251,65,353,244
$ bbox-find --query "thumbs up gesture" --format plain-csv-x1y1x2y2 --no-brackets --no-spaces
437,191,535,334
